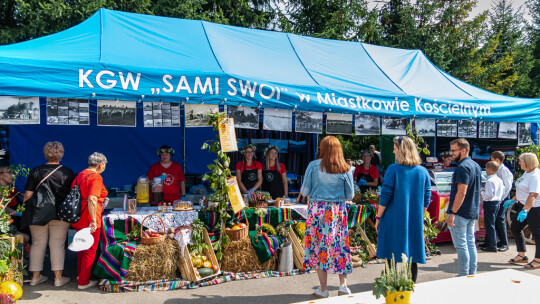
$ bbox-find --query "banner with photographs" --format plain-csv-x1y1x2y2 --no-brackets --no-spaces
143,102,180,127
326,113,352,135
414,118,435,137
458,120,477,138
295,111,323,134
498,122,517,139
382,118,407,135
478,121,498,138
47,98,89,125
518,122,532,146
263,108,292,132
0,96,40,125
97,100,136,127
185,104,218,127
228,106,259,129
355,115,380,135
437,120,457,137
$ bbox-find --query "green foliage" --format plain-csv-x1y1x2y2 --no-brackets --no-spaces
201,112,232,260
423,212,439,254
255,223,276,235
126,223,141,240
332,135,379,161
189,219,209,255
0,164,29,233
406,122,430,156
372,253,415,299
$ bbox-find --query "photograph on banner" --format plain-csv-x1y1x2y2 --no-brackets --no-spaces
355,115,380,135
144,102,181,127
295,111,323,134
414,118,435,137
478,121,498,138
458,120,477,138
498,122,517,139
436,120,457,137
218,117,238,152
382,118,407,135
269,139,288,153
185,104,218,127
47,98,89,126
97,100,136,127
263,108,292,132
0,96,40,125
228,106,259,129
518,122,532,146
326,113,353,135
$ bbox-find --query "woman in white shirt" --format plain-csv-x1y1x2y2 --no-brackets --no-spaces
504,153,540,269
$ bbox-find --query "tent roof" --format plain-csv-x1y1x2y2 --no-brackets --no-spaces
0,8,538,122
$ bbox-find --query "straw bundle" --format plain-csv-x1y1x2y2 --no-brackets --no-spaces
220,238,277,273
125,239,181,282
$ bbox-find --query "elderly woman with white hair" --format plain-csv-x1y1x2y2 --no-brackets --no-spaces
504,153,540,269
71,152,108,289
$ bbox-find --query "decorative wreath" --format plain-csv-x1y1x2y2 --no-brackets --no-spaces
241,144,257,153
157,147,175,156
264,145,280,154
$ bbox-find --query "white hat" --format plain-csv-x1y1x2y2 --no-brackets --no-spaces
68,228,94,252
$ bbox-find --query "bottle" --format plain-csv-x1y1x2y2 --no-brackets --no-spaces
376,186,382,196
136,176,149,204
152,177,164,205
167,202,173,213
158,202,163,213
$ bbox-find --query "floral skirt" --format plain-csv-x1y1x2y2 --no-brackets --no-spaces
303,200,352,274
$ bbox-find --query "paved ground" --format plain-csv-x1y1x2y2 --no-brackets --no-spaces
17,240,540,304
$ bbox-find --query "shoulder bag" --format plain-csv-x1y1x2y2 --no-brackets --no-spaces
57,173,95,223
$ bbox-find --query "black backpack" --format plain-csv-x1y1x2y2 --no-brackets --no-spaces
57,173,95,223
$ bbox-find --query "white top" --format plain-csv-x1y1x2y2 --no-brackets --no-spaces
496,164,514,199
515,168,540,207
481,174,504,202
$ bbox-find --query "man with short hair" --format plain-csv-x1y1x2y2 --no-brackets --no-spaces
446,138,482,276
489,151,513,252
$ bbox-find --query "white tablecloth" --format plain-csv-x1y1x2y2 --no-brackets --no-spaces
281,204,308,219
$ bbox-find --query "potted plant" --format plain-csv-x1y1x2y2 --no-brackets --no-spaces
373,254,414,304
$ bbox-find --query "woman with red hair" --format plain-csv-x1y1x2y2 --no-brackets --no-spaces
300,136,354,299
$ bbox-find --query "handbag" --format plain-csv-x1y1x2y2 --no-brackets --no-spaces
57,173,95,223
20,165,63,229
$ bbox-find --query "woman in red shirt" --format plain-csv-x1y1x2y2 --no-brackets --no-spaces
71,152,108,290
354,151,379,192
261,146,288,199
235,144,263,193
147,145,185,204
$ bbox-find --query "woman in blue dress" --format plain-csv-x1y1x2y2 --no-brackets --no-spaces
375,136,431,282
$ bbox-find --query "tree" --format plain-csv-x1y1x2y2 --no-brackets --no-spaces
528,0,540,97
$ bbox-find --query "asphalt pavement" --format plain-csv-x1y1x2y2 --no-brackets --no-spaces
18,242,540,304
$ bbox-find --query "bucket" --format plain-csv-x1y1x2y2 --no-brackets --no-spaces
278,241,294,272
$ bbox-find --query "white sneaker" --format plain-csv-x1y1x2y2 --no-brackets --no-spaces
30,275,48,286
78,280,98,290
314,287,329,298
338,285,352,295
54,277,71,287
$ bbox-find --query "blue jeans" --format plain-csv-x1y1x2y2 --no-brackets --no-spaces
495,201,508,247
449,215,477,276
483,201,499,249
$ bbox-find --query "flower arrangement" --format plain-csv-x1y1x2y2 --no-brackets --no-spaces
263,145,279,154
156,147,175,156
241,144,256,153
372,253,414,300
362,190,379,204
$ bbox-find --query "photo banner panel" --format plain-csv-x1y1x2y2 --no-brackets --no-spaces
0,96,40,125
185,104,219,127
382,118,407,135
295,111,323,134
97,100,136,127
355,115,380,135
458,120,477,138
326,113,353,135
478,121,498,138
263,108,292,132
228,106,259,130
498,122,517,139
414,118,435,137
437,120,457,137
47,97,89,126
518,122,532,146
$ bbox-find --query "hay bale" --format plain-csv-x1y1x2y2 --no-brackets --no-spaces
221,238,277,273
125,239,181,282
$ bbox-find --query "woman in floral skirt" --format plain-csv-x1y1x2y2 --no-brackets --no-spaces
300,136,355,298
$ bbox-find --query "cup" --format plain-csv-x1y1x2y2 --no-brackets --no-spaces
127,198,137,214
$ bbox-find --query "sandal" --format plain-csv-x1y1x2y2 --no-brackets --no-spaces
509,255,529,264
524,260,540,269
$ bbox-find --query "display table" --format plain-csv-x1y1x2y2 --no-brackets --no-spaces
294,269,539,304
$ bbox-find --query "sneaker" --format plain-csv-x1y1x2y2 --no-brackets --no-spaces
78,280,98,290
498,245,509,252
480,247,498,252
313,287,329,298
54,277,71,287
338,285,352,296
30,275,48,286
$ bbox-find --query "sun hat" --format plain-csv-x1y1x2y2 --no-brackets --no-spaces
68,228,94,252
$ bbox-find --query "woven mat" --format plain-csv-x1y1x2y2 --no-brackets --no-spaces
99,269,313,292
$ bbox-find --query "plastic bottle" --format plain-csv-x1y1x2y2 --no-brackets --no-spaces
136,176,149,204
167,202,173,213
152,177,164,205
158,202,163,213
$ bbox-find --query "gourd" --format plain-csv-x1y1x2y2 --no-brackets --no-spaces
197,267,214,278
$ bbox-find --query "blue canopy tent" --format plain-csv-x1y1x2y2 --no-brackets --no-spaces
0,9,539,186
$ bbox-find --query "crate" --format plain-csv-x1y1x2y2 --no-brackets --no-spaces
286,228,304,271
179,228,220,282
0,236,23,286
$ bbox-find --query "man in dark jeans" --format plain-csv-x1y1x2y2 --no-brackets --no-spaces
446,138,482,276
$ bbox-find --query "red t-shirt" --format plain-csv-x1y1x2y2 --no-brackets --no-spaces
147,161,185,202
353,165,379,181
71,170,108,230
235,161,262,174
267,163,286,175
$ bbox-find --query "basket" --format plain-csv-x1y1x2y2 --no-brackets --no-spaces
140,214,166,245
249,199,268,208
225,211,249,241
179,228,220,282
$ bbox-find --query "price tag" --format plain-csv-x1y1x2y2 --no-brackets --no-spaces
227,177,246,213
218,117,238,152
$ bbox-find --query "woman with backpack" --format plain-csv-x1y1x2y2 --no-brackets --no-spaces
71,152,108,289
23,141,75,287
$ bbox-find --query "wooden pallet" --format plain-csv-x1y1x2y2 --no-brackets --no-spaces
286,228,304,271
179,228,220,282
357,227,377,258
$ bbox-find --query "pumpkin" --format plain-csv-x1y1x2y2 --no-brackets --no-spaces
0,281,22,300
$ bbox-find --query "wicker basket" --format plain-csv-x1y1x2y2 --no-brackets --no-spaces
225,212,249,241
249,199,268,208
140,214,166,245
